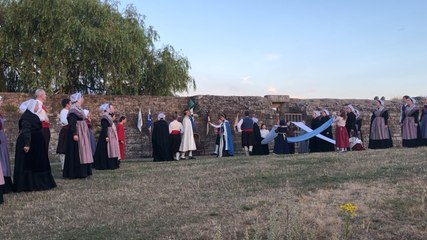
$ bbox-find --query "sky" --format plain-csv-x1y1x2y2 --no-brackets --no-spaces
118,0,427,99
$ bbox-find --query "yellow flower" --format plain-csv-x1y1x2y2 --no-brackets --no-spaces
340,202,358,217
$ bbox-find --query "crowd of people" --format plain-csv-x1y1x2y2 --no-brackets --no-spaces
1,92,427,204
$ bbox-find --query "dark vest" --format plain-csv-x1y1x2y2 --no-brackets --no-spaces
241,117,253,130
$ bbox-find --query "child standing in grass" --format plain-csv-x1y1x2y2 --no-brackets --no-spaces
333,109,350,152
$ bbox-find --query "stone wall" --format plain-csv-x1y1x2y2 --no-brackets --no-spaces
0,92,412,160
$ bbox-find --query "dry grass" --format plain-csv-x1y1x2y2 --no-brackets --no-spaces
1,147,427,239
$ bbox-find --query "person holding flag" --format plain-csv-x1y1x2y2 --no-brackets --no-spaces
179,108,197,159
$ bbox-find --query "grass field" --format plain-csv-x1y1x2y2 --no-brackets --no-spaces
1,147,426,239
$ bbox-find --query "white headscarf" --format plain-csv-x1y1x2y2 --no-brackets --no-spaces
0,96,3,102
347,104,355,113
19,99,42,114
99,103,110,113
313,111,321,118
322,109,330,116
410,97,417,104
157,112,166,120
70,92,82,104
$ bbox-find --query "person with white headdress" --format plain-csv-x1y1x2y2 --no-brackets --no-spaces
56,98,71,171
63,93,93,179
0,96,13,193
420,96,427,146
83,109,97,156
401,96,421,147
152,112,173,161
318,109,335,152
179,108,197,160
169,112,184,160
345,104,358,138
309,110,322,152
14,99,56,192
368,98,393,149
93,103,120,169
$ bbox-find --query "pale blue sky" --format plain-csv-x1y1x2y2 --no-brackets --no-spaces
118,0,427,99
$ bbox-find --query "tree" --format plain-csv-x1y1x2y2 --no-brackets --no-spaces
0,0,195,95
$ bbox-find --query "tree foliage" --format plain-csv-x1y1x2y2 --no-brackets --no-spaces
0,0,195,95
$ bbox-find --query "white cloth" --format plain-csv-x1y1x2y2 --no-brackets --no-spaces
59,109,69,126
237,119,243,132
19,99,42,114
349,137,362,149
260,129,269,138
179,116,196,151
169,120,184,133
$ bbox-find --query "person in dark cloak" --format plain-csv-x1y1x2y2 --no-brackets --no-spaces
273,119,290,154
14,99,56,192
152,112,173,161
318,109,335,152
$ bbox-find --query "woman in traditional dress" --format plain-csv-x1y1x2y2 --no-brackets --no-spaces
420,96,427,146
14,99,56,192
368,99,393,149
318,110,335,152
0,96,13,193
93,103,120,169
273,119,290,154
333,109,350,152
63,93,93,179
401,96,421,147
259,124,270,155
309,111,322,153
345,105,357,137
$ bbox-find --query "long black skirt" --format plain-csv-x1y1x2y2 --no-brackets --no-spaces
14,130,57,192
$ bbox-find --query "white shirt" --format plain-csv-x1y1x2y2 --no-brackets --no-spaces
169,120,184,134
59,109,69,126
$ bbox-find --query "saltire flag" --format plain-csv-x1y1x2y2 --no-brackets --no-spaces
234,113,239,133
137,108,143,132
188,98,195,130
206,111,211,135
147,109,152,132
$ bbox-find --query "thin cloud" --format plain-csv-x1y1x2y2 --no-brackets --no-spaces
241,76,254,85
264,53,282,61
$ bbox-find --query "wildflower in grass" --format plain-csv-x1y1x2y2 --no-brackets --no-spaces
340,202,358,239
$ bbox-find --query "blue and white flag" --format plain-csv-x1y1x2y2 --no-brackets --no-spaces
147,109,152,132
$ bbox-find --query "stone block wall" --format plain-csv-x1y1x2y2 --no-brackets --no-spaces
0,92,414,160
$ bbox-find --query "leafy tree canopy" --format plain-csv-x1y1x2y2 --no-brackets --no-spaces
0,0,195,95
